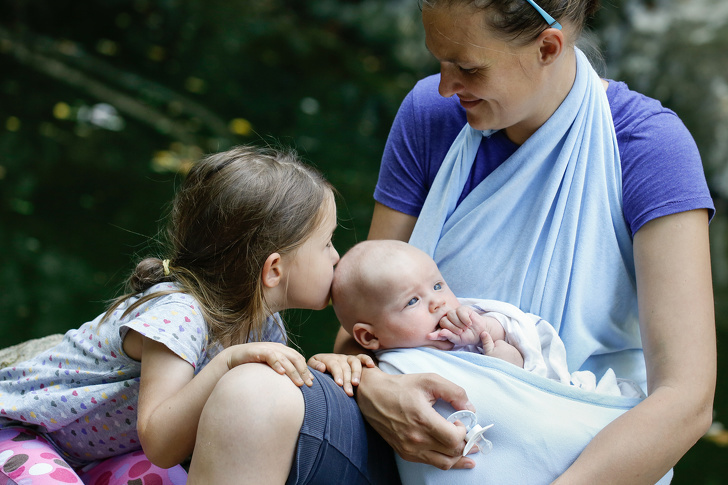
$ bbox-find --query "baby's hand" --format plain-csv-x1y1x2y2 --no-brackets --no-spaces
308,353,376,397
428,306,483,346
225,342,314,387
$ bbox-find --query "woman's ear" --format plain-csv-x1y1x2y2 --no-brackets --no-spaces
537,27,564,65
352,323,381,350
261,252,283,288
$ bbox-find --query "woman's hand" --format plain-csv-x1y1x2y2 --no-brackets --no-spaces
357,366,477,470
308,353,376,396
225,342,314,387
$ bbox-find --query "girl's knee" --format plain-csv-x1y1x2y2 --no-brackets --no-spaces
203,363,304,432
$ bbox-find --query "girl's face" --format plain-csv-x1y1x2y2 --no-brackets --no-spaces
284,194,340,311
423,5,552,144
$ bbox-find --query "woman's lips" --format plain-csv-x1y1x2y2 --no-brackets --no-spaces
458,97,482,109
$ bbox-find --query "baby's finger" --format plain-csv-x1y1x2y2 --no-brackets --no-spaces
433,328,459,343
427,330,449,341
439,314,463,333
455,306,474,326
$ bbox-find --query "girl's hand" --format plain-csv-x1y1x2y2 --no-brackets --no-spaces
225,342,314,387
308,353,375,396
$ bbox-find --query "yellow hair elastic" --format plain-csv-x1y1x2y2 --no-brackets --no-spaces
162,259,171,276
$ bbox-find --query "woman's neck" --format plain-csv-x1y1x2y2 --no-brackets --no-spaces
504,48,577,146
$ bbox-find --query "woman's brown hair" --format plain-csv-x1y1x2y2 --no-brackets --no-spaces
104,144,334,347
421,0,601,44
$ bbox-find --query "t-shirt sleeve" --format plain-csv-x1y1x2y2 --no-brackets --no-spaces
374,87,429,216
122,295,209,370
620,109,715,235
375,74,476,217
259,313,287,344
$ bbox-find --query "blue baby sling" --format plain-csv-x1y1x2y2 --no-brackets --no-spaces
378,48,672,483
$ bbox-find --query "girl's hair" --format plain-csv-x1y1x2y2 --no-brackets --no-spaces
104,144,335,346
421,0,601,45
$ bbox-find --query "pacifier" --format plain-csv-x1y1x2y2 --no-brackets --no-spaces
446,410,494,456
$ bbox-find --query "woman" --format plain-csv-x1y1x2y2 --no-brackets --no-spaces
335,0,716,483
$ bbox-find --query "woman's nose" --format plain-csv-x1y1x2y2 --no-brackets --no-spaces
438,64,463,98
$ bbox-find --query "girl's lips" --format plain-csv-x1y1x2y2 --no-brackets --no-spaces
458,97,482,109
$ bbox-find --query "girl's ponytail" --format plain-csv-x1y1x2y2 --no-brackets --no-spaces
127,257,173,293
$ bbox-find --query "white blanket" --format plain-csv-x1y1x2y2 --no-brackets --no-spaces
459,298,644,398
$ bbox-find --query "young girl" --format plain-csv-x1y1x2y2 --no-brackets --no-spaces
0,144,341,484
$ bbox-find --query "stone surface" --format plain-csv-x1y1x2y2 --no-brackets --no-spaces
0,334,64,368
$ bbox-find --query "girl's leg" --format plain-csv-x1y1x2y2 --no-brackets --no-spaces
187,363,305,485
0,427,83,484
77,450,187,485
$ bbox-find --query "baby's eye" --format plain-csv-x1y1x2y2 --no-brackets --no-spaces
407,297,419,307
434,283,442,291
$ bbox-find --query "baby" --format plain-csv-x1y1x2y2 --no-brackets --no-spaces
316,240,644,399
331,239,524,367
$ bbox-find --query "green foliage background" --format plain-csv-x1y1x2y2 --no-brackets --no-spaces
1,0,726,480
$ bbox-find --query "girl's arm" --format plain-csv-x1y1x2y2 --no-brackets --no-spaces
554,209,716,484
136,338,312,468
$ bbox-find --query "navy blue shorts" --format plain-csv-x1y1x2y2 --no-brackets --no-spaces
286,368,401,485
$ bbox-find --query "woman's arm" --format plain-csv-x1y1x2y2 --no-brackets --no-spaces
554,209,716,484
136,338,311,468
367,201,417,241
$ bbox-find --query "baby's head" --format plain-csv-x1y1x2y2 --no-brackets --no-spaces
331,240,459,351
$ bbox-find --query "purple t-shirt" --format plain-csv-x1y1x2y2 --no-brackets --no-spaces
374,74,714,236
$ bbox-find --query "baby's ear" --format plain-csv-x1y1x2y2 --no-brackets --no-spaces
352,323,380,350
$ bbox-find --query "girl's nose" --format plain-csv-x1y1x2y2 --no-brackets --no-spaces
438,64,463,98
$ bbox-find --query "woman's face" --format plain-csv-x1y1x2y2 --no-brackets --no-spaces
422,4,551,143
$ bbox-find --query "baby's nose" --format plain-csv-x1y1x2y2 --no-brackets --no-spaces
429,297,445,313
